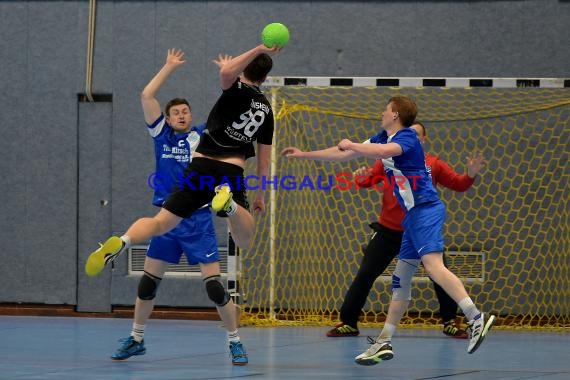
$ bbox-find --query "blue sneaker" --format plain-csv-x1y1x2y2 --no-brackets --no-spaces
229,341,248,366
111,336,146,360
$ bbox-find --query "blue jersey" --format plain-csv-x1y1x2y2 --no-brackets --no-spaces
147,114,206,207
369,128,439,211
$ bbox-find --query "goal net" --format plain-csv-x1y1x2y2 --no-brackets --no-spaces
238,81,569,330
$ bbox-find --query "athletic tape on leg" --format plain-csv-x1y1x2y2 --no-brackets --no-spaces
392,259,420,301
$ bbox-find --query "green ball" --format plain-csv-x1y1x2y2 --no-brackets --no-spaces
261,23,290,48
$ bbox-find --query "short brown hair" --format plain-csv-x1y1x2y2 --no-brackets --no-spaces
165,98,191,116
389,96,418,127
243,53,273,83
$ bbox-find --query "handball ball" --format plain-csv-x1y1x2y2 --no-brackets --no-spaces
261,23,290,48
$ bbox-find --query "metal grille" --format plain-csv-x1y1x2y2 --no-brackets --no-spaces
377,251,486,283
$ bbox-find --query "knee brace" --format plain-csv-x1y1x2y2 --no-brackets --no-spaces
138,271,162,300
392,259,420,301
204,276,230,306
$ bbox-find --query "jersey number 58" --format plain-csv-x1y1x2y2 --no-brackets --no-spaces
232,109,265,137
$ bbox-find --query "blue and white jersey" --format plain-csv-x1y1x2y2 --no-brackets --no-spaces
368,127,439,211
147,114,206,207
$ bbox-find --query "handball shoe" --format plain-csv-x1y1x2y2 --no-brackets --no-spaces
229,341,248,365
354,337,393,366
326,323,360,337
85,236,124,277
443,319,469,339
467,313,496,354
212,184,233,212
111,336,146,360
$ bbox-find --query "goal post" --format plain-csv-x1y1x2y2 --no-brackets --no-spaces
236,77,569,330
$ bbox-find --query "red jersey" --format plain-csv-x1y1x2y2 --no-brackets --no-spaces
359,154,475,231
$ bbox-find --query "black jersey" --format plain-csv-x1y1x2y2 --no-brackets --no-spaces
196,79,274,159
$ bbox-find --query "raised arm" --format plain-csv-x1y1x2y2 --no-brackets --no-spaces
212,54,233,70
218,44,281,90
337,139,403,159
281,146,359,162
141,48,186,124
435,152,484,192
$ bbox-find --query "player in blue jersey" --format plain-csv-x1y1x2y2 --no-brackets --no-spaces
109,49,246,365
281,96,495,364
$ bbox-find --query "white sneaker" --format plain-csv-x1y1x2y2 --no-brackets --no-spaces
354,337,394,366
467,313,496,354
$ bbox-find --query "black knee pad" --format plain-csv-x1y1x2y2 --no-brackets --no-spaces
138,271,162,300
204,276,230,306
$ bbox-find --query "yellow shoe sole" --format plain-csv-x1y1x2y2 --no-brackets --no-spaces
85,236,123,277
212,186,232,212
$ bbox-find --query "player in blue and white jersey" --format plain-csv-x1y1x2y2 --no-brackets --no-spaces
109,49,245,365
281,96,495,364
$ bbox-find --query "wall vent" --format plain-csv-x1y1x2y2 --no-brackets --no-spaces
128,245,229,276
377,251,485,283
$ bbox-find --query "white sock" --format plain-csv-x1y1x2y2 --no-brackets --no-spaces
227,329,240,343
120,235,131,251
131,323,145,342
378,323,396,342
458,297,480,321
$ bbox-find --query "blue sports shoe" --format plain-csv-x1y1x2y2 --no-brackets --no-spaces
111,336,146,360
229,341,248,366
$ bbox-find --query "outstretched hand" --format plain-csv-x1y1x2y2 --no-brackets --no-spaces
353,166,372,177
166,48,186,68
281,147,303,158
213,54,233,69
337,139,353,152
466,151,485,178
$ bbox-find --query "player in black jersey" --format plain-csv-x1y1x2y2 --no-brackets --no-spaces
86,43,282,365
157,45,280,251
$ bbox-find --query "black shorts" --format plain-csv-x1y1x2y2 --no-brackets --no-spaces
163,157,249,218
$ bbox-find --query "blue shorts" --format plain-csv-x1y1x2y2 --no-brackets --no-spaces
399,201,445,260
147,207,219,265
